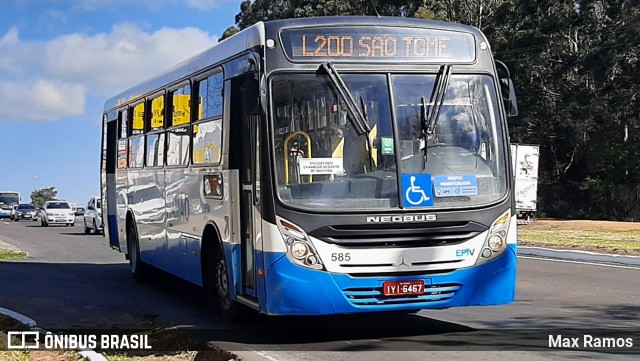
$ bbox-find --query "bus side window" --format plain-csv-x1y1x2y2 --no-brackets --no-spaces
128,102,145,169
193,70,223,165
167,83,191,167
117,109,128,169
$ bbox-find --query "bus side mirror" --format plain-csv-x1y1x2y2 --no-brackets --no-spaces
495,60,518,117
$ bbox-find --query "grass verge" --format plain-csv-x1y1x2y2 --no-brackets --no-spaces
518,219,640,256
0,250,27,260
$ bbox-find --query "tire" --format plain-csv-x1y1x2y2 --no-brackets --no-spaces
203,242,238,320
71,223,75,227
93,219,99,235
84,219,91,234
128,221,150,282
215,248,238,319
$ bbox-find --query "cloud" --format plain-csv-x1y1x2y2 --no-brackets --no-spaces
0,25,217,122
44,24,217,95
0,79,85,121
0,26,19,45
0,27,42,74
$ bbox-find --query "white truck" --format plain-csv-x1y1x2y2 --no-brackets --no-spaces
511,144,540,223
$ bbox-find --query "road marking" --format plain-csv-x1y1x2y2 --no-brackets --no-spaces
252,351,283,361
519,255,640,270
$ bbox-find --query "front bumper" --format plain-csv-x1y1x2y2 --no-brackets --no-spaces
46,217,75,223
261,244,517,315
17,212,36,219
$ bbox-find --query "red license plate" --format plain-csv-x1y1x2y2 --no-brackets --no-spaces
382,280,424,296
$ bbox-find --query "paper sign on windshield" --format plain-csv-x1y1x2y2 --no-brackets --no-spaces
298,158,343,175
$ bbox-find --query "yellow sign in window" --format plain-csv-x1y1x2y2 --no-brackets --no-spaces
133,103,144,131
151,97,164,129
173,94,191,126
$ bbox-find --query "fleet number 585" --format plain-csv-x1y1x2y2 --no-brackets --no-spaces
331,253,351,261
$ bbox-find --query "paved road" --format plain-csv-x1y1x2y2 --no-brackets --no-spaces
1,220,638,360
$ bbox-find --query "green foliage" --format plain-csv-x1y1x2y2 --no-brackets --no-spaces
0,250,27,259
219,26,240,41
229,0,640,220
235,0,412,29
31,187,58,208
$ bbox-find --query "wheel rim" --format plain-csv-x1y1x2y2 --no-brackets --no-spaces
216,258,231,307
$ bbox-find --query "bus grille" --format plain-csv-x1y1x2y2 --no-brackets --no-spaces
342,283,461,307
310,222,486,248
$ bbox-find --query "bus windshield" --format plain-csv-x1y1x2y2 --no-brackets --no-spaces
271,72,508,210
0,193,20,209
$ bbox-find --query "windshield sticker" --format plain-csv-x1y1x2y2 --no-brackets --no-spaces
298,158,344,175
433,175,478,197
401,174,434,207
381,137,394,155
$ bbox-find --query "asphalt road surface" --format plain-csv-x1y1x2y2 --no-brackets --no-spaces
1,219,638,360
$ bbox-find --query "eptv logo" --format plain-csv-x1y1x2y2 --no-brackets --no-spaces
456,248,475,257
7,331,40,349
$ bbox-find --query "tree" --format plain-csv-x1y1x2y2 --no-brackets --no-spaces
235,0,414,29
31,187,58,208
220,26,240,41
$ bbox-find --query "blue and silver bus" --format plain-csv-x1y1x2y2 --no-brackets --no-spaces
101,16,518,318
0,191,21,219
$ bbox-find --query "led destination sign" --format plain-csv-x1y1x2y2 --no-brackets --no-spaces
281,27,476,63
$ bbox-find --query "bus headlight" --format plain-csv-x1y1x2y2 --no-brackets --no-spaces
290,241,309,259
476,210,511,265
488,234,504,252
277,217,324,270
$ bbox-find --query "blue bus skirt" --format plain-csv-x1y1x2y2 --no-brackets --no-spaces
254,245,517,315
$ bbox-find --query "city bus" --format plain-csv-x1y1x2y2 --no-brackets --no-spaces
0,191,21,218
101,16,519,318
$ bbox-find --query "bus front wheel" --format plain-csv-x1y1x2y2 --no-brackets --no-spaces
204,245,237,320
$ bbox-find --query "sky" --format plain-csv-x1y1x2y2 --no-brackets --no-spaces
0,0,243,206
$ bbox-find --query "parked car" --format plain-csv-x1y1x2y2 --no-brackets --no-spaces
84,196,103,234
39,200,75,227
75,207,86,216
12,204,38,221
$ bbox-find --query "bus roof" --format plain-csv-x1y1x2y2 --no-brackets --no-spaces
263,15,484,36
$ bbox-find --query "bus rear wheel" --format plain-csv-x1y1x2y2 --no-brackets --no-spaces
128,222,149,282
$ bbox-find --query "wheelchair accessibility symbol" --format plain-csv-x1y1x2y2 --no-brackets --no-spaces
401,174,434,207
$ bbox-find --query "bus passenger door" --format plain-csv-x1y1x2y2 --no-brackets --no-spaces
229,74,262,301
102,113,120,250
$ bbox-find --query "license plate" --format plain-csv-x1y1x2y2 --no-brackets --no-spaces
382,280,424,297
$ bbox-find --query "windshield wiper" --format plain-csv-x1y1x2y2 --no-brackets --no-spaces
319,63,370,136
319,63,374,170
423,64,452,136
421,64,452,169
